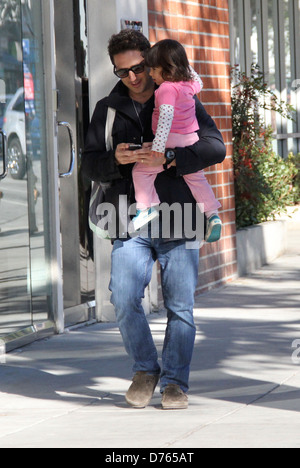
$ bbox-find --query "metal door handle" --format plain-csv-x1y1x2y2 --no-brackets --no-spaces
0,130,8,180
58,121,75,178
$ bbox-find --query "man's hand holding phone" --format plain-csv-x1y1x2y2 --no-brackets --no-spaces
115,142,165,167
129,144,142,151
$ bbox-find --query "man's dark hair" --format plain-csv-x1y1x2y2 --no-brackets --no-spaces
108,29,151,65
144,39,192,82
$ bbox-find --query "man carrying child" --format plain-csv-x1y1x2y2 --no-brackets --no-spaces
82,29,226,410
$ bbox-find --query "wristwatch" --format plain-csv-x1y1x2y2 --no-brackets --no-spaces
164,149,176,170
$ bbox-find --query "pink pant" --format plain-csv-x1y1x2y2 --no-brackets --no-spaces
133,132,221,213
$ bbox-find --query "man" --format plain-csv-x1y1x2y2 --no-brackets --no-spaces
82,30,226,410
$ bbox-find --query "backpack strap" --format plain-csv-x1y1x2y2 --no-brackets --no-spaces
88,106,116,240
105,107,116,151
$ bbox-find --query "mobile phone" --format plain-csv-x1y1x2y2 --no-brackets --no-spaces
129,144,142,151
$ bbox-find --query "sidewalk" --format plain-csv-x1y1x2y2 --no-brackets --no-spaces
0,220,299,448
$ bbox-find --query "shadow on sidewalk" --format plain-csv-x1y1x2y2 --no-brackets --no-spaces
189,314,300,411
0,325,133,409
1,225,300,416
1,309,300,415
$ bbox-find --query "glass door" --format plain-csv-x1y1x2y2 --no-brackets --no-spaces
54,0,95,327
0,0,95,349
0,0,32,340
0,0,53,347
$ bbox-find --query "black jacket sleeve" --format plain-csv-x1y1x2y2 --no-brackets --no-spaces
175,98,226,176
81,100,122,183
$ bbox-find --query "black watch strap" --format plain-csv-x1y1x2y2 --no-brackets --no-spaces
164,149,176,170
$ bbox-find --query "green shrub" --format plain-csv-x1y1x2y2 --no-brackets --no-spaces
231,66,297,229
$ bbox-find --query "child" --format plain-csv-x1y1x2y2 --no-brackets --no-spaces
132,39,222,243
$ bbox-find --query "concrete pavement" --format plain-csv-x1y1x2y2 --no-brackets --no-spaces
0,218,299,448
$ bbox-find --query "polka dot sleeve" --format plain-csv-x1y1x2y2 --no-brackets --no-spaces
152,104,175,154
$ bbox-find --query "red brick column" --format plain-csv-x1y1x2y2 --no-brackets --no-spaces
148,0,237,295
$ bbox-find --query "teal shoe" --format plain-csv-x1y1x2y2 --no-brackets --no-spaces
205,215,222,243
132,207,159,232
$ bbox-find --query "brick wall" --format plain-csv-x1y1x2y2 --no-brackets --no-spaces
147,0,238,295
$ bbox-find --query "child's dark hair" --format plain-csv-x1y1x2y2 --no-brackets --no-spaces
144,39,192,82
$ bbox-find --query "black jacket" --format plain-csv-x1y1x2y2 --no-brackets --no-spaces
82,81,226,240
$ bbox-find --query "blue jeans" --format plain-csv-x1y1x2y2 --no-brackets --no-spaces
109,236,199,393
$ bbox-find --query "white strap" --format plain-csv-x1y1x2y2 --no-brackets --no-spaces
105,107,116,151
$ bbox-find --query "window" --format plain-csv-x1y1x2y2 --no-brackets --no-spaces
229,0,300,156
13,94,24,112
250,0,259,66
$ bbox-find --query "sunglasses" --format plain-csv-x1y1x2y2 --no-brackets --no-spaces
114,61,146,79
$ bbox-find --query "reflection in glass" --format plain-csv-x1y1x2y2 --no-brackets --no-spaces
0,0,32,335
267,0,279,154
250,0,259,66
283,0,296,152
21,0,52,322
232,0,240,70
75,0,95,304
0,0,52,338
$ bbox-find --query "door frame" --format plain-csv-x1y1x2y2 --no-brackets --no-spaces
0,0,63,355
0,0,100,355
42,0,64,333
44,0,95,332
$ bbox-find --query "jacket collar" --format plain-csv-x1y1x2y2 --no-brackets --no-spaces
106,80,155,121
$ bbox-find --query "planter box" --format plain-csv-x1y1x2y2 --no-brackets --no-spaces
236,220,288,277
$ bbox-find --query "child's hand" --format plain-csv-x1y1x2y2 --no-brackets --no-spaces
151,151,165,159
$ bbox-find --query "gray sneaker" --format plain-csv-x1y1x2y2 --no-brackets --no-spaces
161,384,189,410
126,372,160,408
